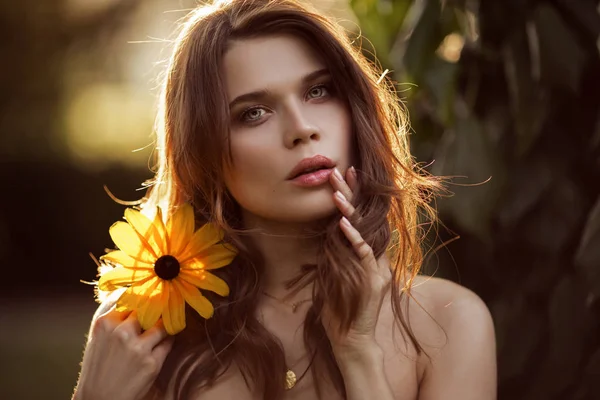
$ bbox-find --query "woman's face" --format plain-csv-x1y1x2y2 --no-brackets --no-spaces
222,35,353,224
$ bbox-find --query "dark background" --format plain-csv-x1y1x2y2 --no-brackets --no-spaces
1,0,599,399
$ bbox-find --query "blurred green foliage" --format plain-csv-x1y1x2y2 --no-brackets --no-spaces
349,0,600,399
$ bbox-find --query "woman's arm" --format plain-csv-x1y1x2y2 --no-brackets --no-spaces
328,169,496,399
325,167,397,399
72,288,173,400
335,341,395,400
332,280,497,400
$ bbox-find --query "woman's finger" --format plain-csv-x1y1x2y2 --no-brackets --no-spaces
330,167,354,203
339,216,377,270
98,308,131,325
345,166,358,193
151,336,174,364
140,319,169,349
112,310,142,341
333,190,356,218
124,310,143,333
91,308,131,341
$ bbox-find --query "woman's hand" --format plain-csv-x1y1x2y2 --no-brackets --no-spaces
324,166,392,356
74,307,174,400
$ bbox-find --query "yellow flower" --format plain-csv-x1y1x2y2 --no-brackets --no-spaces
97,203,237,335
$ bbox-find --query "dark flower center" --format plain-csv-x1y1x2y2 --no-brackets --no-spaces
154,255,180,280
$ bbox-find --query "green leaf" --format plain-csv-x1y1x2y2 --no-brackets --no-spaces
349,0,393,68
423,57,458,126
383,0,412,42
402,0,442,83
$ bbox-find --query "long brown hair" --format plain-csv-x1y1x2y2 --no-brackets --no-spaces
141,0,442,398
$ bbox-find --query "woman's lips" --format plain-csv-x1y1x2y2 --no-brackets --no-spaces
288,168,333,187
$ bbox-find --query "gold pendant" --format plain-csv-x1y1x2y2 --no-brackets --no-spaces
285,369,297,390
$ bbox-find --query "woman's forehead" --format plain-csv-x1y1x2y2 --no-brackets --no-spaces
222,35,326,100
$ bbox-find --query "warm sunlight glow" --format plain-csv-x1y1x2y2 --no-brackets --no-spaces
63,83,154,169
437,33,465,63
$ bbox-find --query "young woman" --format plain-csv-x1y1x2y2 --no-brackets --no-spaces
73,0,496,399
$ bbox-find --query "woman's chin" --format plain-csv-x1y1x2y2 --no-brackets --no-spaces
280,197,338,223
294,205,338,223
239,189,339,224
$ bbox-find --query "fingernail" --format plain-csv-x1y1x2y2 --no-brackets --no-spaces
350,166,356,176
334,190,346,203
341,216,351,227
333,168,343,181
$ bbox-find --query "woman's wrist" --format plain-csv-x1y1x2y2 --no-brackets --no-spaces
333,340,395,400
332,338,384,371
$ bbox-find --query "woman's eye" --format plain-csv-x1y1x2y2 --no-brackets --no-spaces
240,107,266,122
307,84,329,99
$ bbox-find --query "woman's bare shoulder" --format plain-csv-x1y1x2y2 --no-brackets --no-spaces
407,275,496,395
410,275,485,308
381,274,491,349
404,275,493,341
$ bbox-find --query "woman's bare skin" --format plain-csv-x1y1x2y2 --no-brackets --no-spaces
80,273,493,400
188,275,495,400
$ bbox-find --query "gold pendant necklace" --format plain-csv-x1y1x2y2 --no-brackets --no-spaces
261,291,312,313
285,369,297,390
260,292,313,390
284,355,308,390
285,354,316,390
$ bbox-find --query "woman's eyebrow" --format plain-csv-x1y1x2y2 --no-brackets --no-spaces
301,67,330,84
228,68,330,110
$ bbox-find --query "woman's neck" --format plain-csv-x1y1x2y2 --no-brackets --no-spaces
241,211,322,298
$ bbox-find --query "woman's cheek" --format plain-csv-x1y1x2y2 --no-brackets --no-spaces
226,136,281,203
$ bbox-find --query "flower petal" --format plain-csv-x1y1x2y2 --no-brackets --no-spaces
124,208,165,258
162,282,186,335
115,277,158,311
166,203,195,258
109,221,156,264
179,270,229,297
179,223,225,263
174,279,214,319
98,266,154,291
138,280,164,330
182,245,237,271
116,291,138,311
100,250,153,269
154,206,170,255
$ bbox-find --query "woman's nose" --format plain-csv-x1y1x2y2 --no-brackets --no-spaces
282,101,321,148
